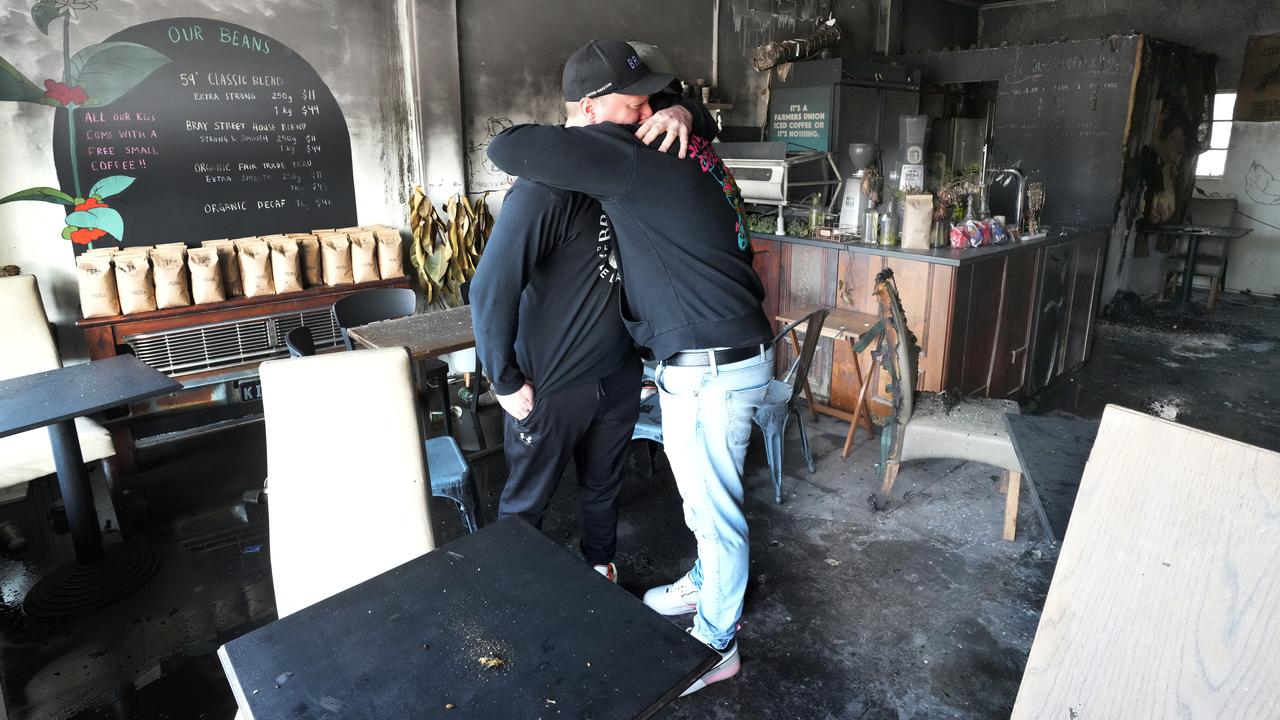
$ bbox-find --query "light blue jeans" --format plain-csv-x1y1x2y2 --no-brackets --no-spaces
656,348,774,648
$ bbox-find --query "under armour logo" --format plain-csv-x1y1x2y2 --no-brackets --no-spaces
519,432,533,446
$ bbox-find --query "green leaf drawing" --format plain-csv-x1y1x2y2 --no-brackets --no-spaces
0,186,75,206
0,55,45,104
89,175,135,199
68,42,171,107
31,0,65,35
66,207,124,240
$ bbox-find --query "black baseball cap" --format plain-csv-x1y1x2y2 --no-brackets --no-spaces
562,39,675,101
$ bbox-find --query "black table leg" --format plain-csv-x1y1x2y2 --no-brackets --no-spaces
23,419,160,619
47,419,104,564
1179,233,1201,306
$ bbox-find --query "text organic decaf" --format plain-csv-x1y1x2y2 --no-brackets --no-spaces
76,254,120,318
319,234,354,286
114,254,157,315
188,248,225,304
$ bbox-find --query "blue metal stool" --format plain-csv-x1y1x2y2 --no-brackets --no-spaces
425,436,480,534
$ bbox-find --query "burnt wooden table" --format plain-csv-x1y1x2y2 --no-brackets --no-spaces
0,354,182,617
777,305,882,458
346,304,475,359
218,518,717,719
1145,224,1252,307
347,304,489,449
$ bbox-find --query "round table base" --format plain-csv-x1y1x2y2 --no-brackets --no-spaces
23,545,160,619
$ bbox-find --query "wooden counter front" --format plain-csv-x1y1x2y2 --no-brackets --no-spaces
751,230,1105,416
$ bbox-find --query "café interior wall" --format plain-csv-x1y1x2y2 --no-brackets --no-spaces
0,0,415,360
978,0,1279,91
1199,122,1280,296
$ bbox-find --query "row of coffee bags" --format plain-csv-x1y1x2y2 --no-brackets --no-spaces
75,226,405,319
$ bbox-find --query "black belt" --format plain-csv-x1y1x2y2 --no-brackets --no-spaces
664,344,768,367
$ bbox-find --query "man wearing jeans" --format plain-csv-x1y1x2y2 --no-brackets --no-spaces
487,39,773,695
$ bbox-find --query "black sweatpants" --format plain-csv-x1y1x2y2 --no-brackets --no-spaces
498,360,641,565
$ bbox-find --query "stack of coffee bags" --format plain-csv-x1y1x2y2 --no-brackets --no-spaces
150,243,191,310
200,239,243,300
315,231,354,286
76,247,121,318
233,237,274,298
113,247,157,315
370,225,407,279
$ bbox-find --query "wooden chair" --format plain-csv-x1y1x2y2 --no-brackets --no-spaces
1159,197,1237,309
259,347,437,617
871,269,1027,541
0,275,115,507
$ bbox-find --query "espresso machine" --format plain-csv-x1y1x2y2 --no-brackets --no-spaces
838,143,878,235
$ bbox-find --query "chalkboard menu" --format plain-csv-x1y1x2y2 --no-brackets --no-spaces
53,18,356,254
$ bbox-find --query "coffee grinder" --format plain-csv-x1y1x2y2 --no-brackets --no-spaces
838,143,879,236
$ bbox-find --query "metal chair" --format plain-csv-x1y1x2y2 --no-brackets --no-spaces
282,320,480,534
871,268,1027,541
333,287,453,437
752,306,830,503
284,326,315,358
627,310,830,504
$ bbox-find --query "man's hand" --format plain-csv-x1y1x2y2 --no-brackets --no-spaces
497,381,536,421
635,105,693,159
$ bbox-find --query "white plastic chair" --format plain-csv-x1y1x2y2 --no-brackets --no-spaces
0,275,115,504
258,346,436,618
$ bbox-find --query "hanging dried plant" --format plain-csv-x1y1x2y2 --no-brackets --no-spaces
407,187,491,308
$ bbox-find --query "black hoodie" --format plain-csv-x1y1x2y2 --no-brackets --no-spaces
486,122,771,361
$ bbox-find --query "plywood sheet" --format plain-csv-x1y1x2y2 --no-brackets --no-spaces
1011,405,1280,719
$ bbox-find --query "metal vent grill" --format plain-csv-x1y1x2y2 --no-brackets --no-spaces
126,308,344,376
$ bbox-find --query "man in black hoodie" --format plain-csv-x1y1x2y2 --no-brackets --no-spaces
487,39,774,696
470,43,702,584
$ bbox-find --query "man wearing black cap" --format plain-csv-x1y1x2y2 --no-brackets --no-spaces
488,39,774,696
470,44,708,586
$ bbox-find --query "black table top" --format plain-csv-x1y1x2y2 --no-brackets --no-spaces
218,518,718,720
0,355,181,438
1005,414,1100,542
1145,224,1253,239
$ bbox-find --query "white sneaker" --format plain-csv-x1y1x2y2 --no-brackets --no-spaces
680,628,740,696
643,573,699,615
593,563,618,583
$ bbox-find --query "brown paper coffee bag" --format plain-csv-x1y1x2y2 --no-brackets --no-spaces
269,238,304,293
188,248,225,304
319,234,354,286
293,234,322,287
201,240,243,298
348,230,380,283
76,254,120,318
373,227,406,279
238,241,276,297
114,254,157,315
150,249,192,309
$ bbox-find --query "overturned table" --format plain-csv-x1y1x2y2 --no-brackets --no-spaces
219,518,718,719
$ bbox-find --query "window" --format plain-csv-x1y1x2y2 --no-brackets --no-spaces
1195,92,1236,177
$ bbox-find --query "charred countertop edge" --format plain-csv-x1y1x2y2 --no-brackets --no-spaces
751,227,1104,266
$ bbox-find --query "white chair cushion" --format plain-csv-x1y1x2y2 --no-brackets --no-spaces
0,416,115,494
0,275,61,379
260,347,436,618
900,393,1022,473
